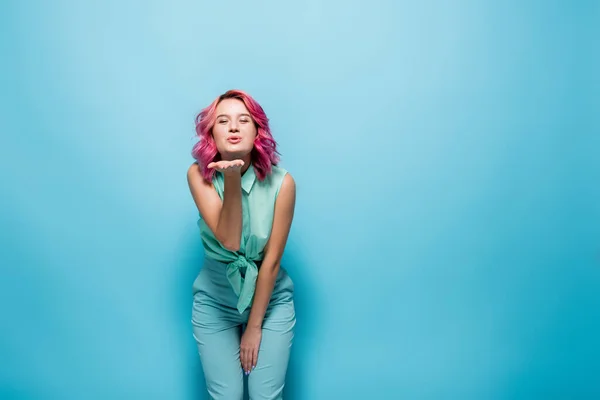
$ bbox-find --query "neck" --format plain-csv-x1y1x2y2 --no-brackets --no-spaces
240,159,251,175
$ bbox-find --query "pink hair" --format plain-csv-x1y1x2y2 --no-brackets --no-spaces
192,89,280,182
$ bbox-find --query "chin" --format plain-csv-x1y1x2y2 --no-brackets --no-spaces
221,148,252,160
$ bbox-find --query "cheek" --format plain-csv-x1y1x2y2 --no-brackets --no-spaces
246,127,258,141
212,125,227,141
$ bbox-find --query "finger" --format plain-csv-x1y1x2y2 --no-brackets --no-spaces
252,346,258,370
240,347,246,368
240,348,248,374
243,349,251,374
207,162,216,169
247,349,252,373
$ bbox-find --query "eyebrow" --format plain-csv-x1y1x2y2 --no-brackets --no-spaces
216,113,252,119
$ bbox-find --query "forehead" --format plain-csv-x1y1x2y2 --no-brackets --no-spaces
215,98,249,115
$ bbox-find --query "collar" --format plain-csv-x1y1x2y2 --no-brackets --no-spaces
241,164,256,194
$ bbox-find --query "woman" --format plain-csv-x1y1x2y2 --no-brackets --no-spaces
187,89,296,399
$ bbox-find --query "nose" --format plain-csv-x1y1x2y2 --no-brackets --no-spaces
229,120,239,132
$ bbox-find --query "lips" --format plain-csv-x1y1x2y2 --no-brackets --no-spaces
227,136,242,144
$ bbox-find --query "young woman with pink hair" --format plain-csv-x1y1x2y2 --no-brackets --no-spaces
187,89,296,399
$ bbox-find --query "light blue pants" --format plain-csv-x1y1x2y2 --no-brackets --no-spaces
192,257,296,400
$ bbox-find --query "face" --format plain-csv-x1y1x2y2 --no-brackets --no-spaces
212,98,257,161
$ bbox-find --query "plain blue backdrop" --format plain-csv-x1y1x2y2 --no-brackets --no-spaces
1,0,599,399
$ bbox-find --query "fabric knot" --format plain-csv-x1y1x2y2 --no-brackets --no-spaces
226,255,259,314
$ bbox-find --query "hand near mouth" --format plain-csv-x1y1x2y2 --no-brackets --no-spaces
207,159,245,176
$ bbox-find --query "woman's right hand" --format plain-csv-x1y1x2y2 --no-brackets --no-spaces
207,160,245,176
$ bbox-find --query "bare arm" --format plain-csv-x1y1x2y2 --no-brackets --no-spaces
187,162,243,251
247,173,296,329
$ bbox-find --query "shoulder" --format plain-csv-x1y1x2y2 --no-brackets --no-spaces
280,171,295,190
187,162,200,179
272,165,294,182
187,162,204,183
276,167,296,188
258,165,295,198
187,162,215,191
269,164,288,179
273,172,295,217
277,169,295,199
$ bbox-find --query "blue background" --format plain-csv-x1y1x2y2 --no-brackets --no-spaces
1,1,599,399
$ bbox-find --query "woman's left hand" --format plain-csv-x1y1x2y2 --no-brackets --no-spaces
240,326,262,375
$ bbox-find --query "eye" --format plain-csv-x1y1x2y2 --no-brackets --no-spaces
240,118,250,123
218,119,227,124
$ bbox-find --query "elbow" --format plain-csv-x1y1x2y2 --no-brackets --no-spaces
262,261,281,277
222,242,240,252
215,226,241,252
218,235,240,252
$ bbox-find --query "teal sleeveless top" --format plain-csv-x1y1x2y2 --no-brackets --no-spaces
197,164,288,313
